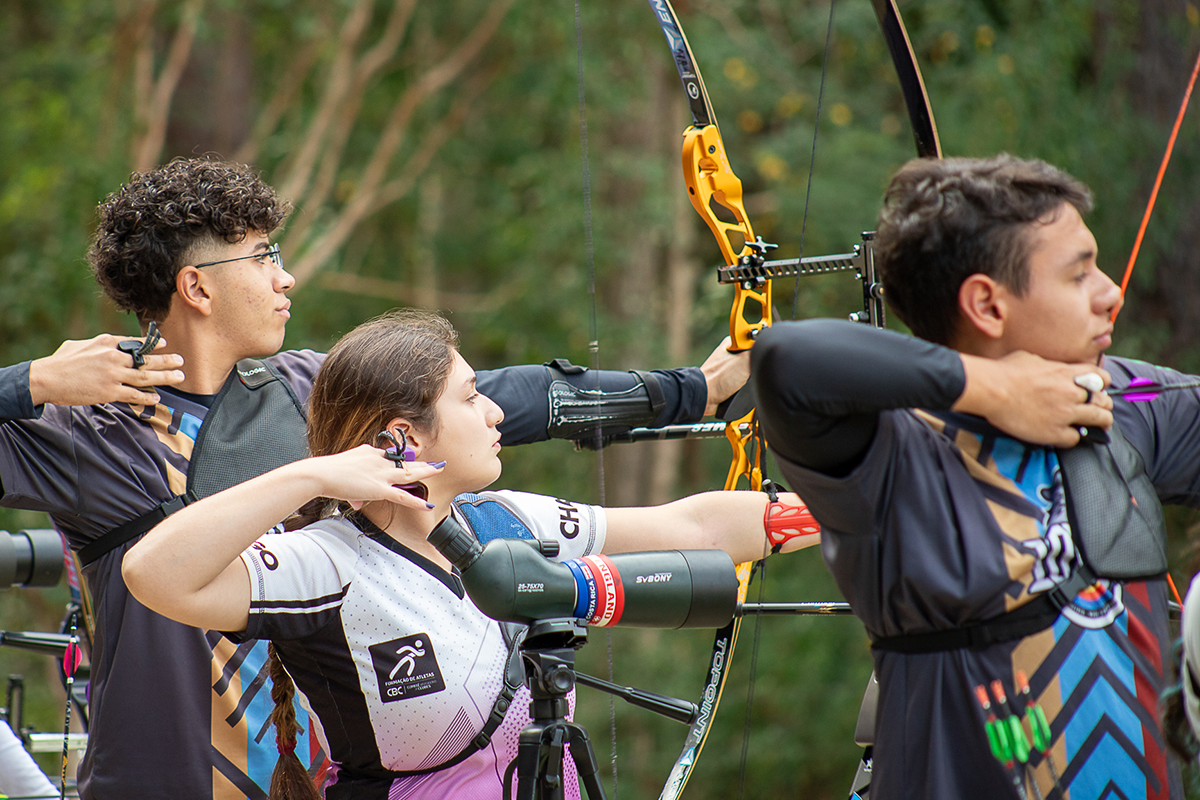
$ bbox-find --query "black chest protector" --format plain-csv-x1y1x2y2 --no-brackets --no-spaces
1058,422,1166,579
78,359,309,567
873,422,1166,654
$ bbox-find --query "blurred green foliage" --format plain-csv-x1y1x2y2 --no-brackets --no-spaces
1,0,1199,795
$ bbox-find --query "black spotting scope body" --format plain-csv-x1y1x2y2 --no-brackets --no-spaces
428,516,738,629
0,529,64,588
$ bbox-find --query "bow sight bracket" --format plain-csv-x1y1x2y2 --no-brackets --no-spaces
716,231,887,330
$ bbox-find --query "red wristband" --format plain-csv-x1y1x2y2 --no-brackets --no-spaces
764,496,820,553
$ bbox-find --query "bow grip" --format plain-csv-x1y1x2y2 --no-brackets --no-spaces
728,283,772,352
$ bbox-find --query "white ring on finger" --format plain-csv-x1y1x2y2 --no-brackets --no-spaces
1073,373,1104,393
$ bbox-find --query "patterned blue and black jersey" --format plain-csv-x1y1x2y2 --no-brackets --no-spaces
0,350,326,800
755,320,1191,800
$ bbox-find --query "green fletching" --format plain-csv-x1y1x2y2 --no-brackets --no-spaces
994,719,1015,763
985,721,1007,763
1007,716,1031,763
1031,706,1052,753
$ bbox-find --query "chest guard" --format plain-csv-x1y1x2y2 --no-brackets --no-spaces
186,359,310,499
873,419,1166,654
78,359,309,567
1057,422,1167,580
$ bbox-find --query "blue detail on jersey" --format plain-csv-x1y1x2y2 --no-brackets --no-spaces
454,493,536,544
972,427,1151,800
155,401,204,443
1051,611,1150,800
240,640,314,791
987,436,1056,522
179,411,202,443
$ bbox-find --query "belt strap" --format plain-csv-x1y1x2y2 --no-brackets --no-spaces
871,565,1096,654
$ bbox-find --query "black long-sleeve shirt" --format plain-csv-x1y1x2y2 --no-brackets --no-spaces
753,319,964,475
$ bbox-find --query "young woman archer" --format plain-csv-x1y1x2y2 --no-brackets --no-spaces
122,309,819,799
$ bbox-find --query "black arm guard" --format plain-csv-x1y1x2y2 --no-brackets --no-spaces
543,359,667,449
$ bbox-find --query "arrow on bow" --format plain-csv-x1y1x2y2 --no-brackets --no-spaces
643,1,941,797
1109,376,1200,401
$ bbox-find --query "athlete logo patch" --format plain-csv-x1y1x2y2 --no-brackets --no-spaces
369,633,446,703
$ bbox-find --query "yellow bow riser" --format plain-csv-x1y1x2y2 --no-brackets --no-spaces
682,125,772,352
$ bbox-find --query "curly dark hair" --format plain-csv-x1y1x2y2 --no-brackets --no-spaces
875,154,1093,345
88,158,291,322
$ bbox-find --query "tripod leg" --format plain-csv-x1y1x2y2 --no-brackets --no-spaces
515,722,575,800
514,722,548,800
543,725,567,799
564,722,607,800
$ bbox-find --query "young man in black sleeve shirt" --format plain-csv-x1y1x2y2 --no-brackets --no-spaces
752,154,1193,800
0,157,746,800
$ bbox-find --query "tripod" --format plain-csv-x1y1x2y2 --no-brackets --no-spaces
503,619,705,800
504,619,605,800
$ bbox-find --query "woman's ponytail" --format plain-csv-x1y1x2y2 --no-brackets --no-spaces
267,643,321,800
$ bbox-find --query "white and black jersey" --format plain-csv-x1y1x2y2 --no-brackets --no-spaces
235,490,604,800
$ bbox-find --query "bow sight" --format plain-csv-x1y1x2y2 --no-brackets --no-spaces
717,231,888,330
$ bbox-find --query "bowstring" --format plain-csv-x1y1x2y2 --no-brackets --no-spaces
573,0,603,504
739,2,837,796
574,1,618,795
1111,45,1200,324
735,445,773,799
791,0,838,320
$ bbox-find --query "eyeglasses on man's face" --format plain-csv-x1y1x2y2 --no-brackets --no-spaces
193,243,283,270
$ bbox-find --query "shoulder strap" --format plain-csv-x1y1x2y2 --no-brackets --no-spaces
80,359,309,568
77,492,195,568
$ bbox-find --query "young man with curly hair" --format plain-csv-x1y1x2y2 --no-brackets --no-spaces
753,154,1192,799
0,158,748,799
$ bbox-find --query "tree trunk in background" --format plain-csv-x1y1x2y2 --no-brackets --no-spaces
416,172,443,310
648,88,700,506
604,56,694,507
165,6,254,162
1125,0,1200,360
603,226,658,506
